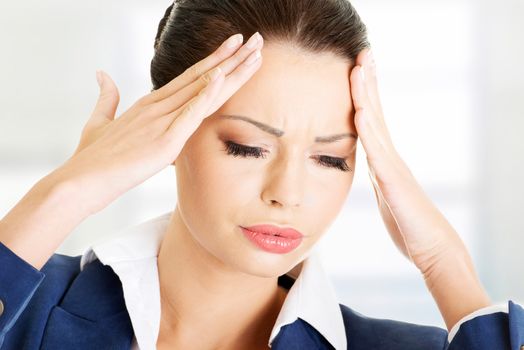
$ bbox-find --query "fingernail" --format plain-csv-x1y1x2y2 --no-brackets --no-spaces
96,70,104,88
359,66,365,82
246,32,260,49
226,33,243,49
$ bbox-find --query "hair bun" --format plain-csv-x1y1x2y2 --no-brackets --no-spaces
154,2,175,51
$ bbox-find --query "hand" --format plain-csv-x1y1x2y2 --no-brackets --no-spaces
349,48,465,274
54,32,264,217
349,48,491,330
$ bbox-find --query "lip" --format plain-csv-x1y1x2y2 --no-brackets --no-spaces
240,224,303,254
241,224,304,238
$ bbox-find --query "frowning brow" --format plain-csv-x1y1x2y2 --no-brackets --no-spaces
220,114,357,143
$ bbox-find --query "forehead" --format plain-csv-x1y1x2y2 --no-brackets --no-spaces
215,42,354,130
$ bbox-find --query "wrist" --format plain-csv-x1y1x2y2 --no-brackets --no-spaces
41,165,96,220
0,168,91,270
422,246,491,331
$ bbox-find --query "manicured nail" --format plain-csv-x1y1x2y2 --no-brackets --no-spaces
359,66,365,82
226,33,243,49
246,32,260,49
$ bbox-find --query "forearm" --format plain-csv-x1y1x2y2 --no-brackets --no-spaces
0,169,89,270
422,244,492,332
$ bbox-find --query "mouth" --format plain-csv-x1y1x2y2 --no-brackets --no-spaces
239,225,303,254
240,224,304,239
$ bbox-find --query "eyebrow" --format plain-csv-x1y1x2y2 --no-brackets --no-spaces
220,114,358,143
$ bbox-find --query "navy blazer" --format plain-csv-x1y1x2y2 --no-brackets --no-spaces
0,243,523,349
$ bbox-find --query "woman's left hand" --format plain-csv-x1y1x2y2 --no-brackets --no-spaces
349,47,491,330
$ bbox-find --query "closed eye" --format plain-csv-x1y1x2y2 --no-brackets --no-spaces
222,141,352,172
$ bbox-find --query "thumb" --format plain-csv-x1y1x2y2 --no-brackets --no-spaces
91,70,120,124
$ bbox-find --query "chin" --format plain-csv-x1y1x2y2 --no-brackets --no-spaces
228,251,304,279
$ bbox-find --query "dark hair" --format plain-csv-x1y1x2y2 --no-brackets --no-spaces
150,0,370,91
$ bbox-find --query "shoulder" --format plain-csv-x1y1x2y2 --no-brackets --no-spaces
339,303,449,350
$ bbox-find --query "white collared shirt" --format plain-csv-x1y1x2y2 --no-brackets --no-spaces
79,211,507,349
79,211,346,350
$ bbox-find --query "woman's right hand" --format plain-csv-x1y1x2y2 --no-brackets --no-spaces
52,32,264,217
1,31,263,270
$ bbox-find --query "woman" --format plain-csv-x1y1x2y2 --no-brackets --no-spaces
0,0,522,349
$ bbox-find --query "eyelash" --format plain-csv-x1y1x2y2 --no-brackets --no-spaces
223,141,352,172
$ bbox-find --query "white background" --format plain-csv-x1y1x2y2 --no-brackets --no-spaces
1,0,523,329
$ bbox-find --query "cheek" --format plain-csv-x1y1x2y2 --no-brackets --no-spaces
178,143,260,222
309,173,353,227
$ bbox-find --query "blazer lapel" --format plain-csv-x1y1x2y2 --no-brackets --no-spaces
40,258,134,349
271,318,335,349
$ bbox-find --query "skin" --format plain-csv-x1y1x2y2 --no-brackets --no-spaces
350,50,491,331
156,41,358,349
157,39,492,347
0,29,492,349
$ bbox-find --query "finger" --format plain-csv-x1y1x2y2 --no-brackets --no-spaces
145,33,264,119
155,39,261,137
140,72,223,164
213,32,264,77
355,48,382,114
90,70,120,125
147,32,261,104
351,59,397,161
350,64,372,114
350,65,384,159
205,47,263,115
164,67,225,143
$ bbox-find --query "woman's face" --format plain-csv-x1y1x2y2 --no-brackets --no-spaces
173,42,358,277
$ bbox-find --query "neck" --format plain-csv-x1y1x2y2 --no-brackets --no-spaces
156,207,287,349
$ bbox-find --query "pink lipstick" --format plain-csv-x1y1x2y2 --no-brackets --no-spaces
240,224,303,254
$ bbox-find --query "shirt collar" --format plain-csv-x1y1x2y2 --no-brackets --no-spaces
80,211,347,350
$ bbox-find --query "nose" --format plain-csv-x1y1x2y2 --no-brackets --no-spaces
260,154,305,208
